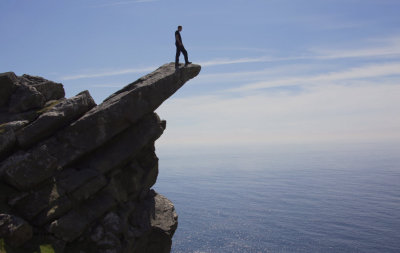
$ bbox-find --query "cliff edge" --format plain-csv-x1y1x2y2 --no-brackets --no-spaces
0,63,201,253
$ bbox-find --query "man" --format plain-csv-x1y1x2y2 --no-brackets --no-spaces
175,25,191,68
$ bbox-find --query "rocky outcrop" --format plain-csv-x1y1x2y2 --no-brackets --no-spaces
0,63,201,253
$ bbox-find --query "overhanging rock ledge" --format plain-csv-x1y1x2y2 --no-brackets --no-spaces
0,62,201,253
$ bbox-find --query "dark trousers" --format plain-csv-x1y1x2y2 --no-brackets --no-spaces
175,45,189,66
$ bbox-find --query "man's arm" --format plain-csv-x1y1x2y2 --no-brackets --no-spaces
175,34,182,46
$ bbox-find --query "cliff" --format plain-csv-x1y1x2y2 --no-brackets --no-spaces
0,63,201,253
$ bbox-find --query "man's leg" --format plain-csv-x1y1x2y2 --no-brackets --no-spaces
182,47,189,64
175,46,181,67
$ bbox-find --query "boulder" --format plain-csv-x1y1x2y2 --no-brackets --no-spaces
16,91,96,148
76,112,164,174
32,81,65,102
150,193,178,237
65,191,178,253
18,74,49,85
0,110,39,125
49,189,117,242
0,129,16,162
18,74,65,102
0,120,30,132
0,72,18,108
137,145,159,191
0,183,18,214
1,145,59,190
10,182,65,220
130,191,178,253
33,196,73,226
70,175,108,202
0,121,29,160
56,168,102,194
0,213,33,247
8,85,45,113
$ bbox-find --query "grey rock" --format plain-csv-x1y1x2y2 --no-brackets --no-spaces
102,212,122,235
0,213,33,247
32,81,65,102
137,145,159,191
49,209,88,243
18,74,65,102
33,196,73,226
0,72,18,107
0,110,39,125
70,175,108,202
77,112,164,174
105,62,200,103
0,121,29,160
96,233,121,252
47,63,200,168
151,193,178,236
0,120,30,132
11,182,65,220
0,183,18,214
8,84,45,113
2,145,60,190
0,129,16,162
75,191,177,253
2,64,199,187
88,213,124,252
130,191,178,253
56,168,102,194
19,74,49,85
108,163,141,203
0,63,201,252
107,146,159,203
90,224,105,242
49,189,117,242
16,90,96,148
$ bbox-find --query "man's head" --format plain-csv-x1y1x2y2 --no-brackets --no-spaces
178,25,182,31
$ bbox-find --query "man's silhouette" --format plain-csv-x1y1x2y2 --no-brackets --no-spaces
175,25,191,68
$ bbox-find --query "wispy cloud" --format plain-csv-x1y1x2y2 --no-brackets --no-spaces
199,36,400,66
191,46,274,53
312,36,400,59
93,0,157,8
60,36,400,81
228,62,400,92
196,55,317,67
313,45,400,60
90,83,125,88
197,57,273,67
191,63,321,85
60,66,156,80
60,57,298,81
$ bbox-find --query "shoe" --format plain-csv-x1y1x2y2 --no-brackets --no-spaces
184,62,192,66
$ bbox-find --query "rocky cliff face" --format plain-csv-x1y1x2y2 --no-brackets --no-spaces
0,63,201,253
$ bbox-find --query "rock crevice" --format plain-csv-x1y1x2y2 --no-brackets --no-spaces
0,63,201,253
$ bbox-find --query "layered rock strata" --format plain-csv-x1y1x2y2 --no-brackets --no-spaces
0,63,201,253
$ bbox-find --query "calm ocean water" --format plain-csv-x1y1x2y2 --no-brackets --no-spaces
154,143,400,253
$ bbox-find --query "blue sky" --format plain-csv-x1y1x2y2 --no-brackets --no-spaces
1,0,400,146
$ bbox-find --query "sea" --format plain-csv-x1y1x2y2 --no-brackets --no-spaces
154,143,400,253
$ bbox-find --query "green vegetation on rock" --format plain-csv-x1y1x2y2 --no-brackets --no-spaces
38,244,55,253
0,239,55,253
36,100,61,115
0,124,6,134
0,238,5,253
